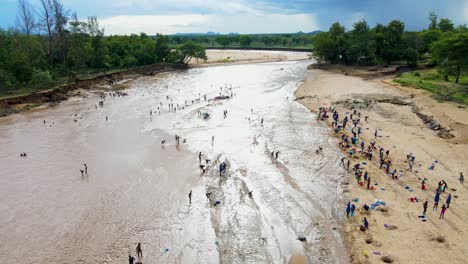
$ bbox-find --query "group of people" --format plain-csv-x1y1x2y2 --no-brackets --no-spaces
324,102,466,237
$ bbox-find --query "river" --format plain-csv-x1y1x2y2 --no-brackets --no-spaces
0,57,347,263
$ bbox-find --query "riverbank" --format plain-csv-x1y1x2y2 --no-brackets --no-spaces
295,69,468,263
0,50,310,117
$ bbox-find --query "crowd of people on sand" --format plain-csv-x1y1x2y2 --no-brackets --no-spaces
316,104,464,233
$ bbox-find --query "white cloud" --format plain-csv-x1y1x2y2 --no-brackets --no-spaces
100,15,210,35
101,13,319,35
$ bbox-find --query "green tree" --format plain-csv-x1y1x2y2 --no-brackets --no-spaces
216,35,231,47
428,11,438,30
419,29,442,55
347,20,374,64
431,33,468,83
381,20,405,64
438,18,454,32
176,41,207,64
154,34,170,62
239,35,252,47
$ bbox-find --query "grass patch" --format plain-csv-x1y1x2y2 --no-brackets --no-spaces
394,68,468,104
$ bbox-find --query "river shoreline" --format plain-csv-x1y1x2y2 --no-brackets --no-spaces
295,68,468,263
0,50,310,118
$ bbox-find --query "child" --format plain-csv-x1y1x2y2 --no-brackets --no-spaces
439,204,447,219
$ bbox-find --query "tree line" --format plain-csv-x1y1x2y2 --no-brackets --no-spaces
312,12,468,83
0,0,207,90
169,33,315,49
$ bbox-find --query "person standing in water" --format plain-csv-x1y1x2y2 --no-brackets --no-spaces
199,152,202,164
83,164,87,174
188,190,192,204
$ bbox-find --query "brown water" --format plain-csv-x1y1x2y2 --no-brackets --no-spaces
0,57,348,263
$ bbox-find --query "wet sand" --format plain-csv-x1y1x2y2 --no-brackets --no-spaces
1,53,347,263
192,49,310,67
296,69,468,264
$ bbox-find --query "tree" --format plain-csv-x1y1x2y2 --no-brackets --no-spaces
216,35,230,47
438,18,454,32
419,29,442,55
38,0,54,66
431,34,468,83
16,0,36,35
428,11,438,30
381,20,405,64
404,48,419,66
176,41,207,64
52,0,69,64
347,20,374,64
154,33,170,62
239,35,251,47
87,16,106,68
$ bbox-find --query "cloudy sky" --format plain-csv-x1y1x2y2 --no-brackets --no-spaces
1,0,467,34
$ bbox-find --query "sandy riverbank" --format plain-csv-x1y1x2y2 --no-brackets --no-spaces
192,49,310,66
295,69,468,263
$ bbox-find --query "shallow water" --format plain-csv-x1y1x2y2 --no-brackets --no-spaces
0,58,347,263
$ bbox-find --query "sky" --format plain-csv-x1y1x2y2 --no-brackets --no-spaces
1,0,467,35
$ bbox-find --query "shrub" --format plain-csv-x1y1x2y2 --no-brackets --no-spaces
31,70,53,84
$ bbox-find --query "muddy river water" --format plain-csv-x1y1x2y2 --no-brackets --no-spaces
0,57,347,263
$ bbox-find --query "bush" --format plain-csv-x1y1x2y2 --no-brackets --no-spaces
31,70,53,84
413,72,421,76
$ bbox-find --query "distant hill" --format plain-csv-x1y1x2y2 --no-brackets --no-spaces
173,32,221,36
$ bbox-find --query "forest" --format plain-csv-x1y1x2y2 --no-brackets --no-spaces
312,13,468,84
0,0,207,94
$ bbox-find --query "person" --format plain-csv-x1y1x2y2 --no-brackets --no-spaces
421,178,427,190
248,191,253,198
106,116,108,122
422,200,428,215
340,157,345,166
199,152,202,164
374,130,378,138
129,255,135,264
367,176,371,189
446,193,452,208
346,202,351,218
43,120,46,124
363,204,369,211
206,192,212,200
136,243,142,259
275,151,280,159
188,190,192,204
212,136,214,145
440,204,447,219
83,164,87,174
363,217,369,230
80,169,84,176
433,191,440,210
350,204,356,217
459,172,464,184
346,160,350,171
